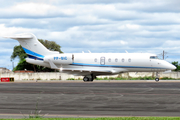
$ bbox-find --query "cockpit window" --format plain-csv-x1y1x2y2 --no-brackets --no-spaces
150,56,158,59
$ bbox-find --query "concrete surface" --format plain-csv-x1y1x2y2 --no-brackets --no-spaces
1,72,180,81
0,81,180,118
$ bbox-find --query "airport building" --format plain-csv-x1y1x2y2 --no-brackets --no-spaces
0,67,10,73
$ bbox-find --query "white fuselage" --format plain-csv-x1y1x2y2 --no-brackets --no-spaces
26,53,175,76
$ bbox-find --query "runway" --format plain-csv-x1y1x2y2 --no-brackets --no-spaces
0,81,180,118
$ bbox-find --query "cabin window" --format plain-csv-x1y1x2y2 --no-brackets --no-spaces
94,58,97,62
128,58,131,62
122,58,124,62
150,56,158,59
115,58,118,62
108,58,111,62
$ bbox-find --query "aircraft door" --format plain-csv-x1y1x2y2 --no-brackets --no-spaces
100,57,105,65
72,54,74,63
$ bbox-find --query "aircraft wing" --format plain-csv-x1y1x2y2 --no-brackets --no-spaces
60,67,128,76
47,59,128,76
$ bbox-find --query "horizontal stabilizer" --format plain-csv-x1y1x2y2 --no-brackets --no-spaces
4,33,33,39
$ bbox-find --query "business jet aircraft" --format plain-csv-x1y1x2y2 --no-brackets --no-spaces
5,33,176,82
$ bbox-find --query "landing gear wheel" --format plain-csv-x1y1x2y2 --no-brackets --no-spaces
83,77,89,82
89,78,93,82
155,72,160,82
90,74,95,82
155,78,159,82
83,74,95,82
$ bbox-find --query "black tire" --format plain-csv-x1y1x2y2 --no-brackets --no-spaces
89,78,93,82
83,77,89,82
90,74,95,82
155,78,159,82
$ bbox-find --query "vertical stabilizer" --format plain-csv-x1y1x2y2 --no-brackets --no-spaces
5,33,59,60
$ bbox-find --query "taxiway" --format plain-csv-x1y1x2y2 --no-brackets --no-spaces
0,81,180,118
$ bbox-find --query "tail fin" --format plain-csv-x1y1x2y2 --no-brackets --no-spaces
5,33,59,60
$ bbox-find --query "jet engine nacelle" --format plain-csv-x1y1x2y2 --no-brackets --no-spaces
44,54,72,64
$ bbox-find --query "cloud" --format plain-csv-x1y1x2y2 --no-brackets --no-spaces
115,0,180,13
162,40,180,48
40,0,130,5
0,2,72,19
1,0,180,70
0,24,40,36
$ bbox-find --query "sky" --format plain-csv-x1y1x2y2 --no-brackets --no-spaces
0,0,180,70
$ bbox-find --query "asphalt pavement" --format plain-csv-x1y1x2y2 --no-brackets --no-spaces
0,81,180,118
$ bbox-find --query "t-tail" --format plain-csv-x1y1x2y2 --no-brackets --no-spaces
5,33,59,61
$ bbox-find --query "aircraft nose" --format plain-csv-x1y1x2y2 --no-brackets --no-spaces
169,64,176,70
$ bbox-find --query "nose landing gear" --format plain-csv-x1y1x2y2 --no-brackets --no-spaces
155,72,159,82
155,78,159,82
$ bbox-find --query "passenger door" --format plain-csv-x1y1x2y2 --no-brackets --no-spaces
100,57,105,65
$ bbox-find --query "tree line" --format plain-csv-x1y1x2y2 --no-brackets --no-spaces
171,61,180,71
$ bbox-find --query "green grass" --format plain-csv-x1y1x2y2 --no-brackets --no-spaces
67,78,82,80
67,78,75,80
2,117,180,120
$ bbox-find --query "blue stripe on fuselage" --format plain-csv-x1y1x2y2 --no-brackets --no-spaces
71,63,165,69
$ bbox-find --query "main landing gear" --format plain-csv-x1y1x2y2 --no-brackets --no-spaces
83,74,96,82
83,76,93,82
155,72,159,82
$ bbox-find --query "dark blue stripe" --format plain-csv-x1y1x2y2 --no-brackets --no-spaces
22,47,44,59
71,63,166,69
27,54,44,61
